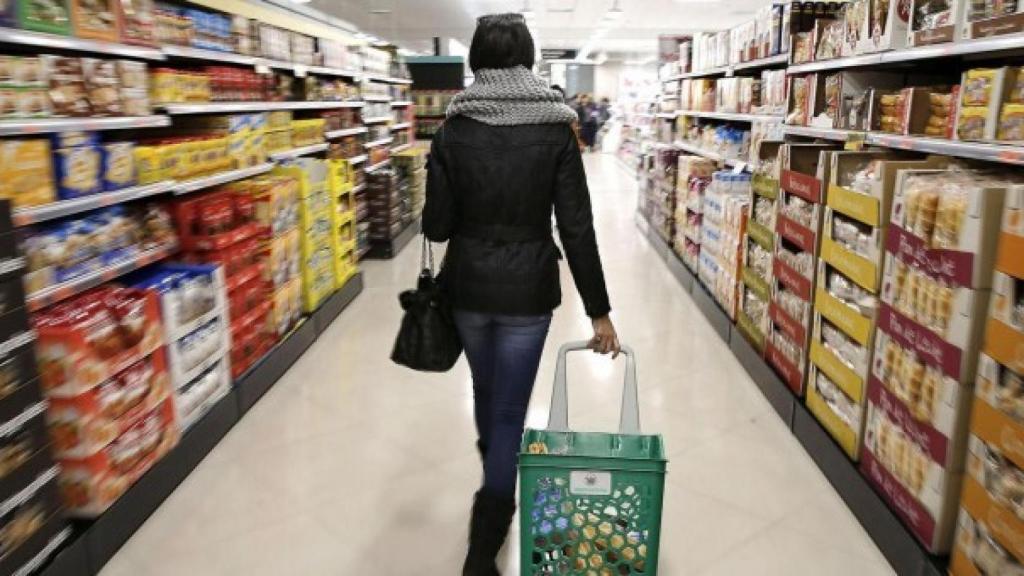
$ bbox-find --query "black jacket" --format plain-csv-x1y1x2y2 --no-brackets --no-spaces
422,116,611,319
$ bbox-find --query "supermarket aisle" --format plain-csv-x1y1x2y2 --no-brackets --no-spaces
99,154,895,576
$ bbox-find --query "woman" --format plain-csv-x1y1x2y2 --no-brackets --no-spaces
576,94,601,151
422,13,619,576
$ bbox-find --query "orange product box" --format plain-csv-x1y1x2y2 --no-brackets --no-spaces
46,347,172,459
71,0,123,42
33,286,164,397
57,396,179,517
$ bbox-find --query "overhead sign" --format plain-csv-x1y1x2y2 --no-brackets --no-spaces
542,48,578,61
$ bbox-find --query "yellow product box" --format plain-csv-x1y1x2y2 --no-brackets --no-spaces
334,208,355,229
301,227,334,263
948,505,1023,576
809,331,866,403
337,219,356,244
984,317,1024,376
268,111,293,130
300,190,333,226
270,276,302,336
262,228,301,288
265,128,292,153
0,139,55,208
997,185,1024,279
814,285,874,346
134,145,162,185
328,159,354,192
807,364,863,460
821,233,880,293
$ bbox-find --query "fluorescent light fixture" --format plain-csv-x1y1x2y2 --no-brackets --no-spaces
397,48,418,56
594,52,609,65
592,27,611,39
372,40,390,47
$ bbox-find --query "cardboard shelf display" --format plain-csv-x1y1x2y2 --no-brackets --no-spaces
736,142,783,353
673,156,715,272
767,144,837,396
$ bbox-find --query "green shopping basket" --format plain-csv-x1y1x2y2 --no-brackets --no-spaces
519,341,667,575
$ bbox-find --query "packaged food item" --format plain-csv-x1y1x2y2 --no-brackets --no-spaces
101,142,135,191
999,103,1024,141
42,56,91,117
0,139,56,208
46,349,171,458
70,0,122,41
958,106,988,140
118,0,156,46
54,144,102,199
33,285,165,397
963,68,1000,107
19,0,72,35
57,396,178,516
0,467,61,558
81,58,122,116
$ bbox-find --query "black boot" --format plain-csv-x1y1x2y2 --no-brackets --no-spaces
463,490,515,576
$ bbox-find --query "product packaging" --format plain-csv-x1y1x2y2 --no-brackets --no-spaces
0,139,56,209
18,0,72,35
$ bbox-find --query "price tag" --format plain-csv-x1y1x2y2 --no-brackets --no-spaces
294,64,307,78
731,162,747,174
255,63,271,75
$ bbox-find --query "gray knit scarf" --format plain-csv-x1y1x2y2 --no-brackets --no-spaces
446,66,578,126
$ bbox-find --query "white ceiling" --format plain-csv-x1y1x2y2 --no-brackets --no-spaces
308,0,762,57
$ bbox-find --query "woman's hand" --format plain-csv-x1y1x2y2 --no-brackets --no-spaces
589,315,621,358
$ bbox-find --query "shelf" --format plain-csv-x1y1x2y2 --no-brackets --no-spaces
13,181,176,226
0,115,170,136
784,125,1024,165
390,143,411,154
325,127,368,139
0,26,165,60
656,112,677,119
161,101,361,114
362,95,392,103
364,159,390,172
363,137,394,149
26,242,177,312
362,116,392,124
673,140,750,170
347,154,368,164
787,34,1024,74
782,124,858,141
667,66,731,80
268,142,329,161
173,163,275,195
391,101,413,107
304,65,360,78
363,74,413,85
162,45,257,66
677,110,784,123
351,183,366,193
732,52,791,71
865,133,1024,166
391,122,412,130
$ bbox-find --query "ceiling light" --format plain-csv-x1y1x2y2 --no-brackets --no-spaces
520,0,535,19
604,0,624,20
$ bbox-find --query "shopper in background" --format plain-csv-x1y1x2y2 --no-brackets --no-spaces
551,84,566,102
576,94,601,151
598,97,612,125
423,12,618,576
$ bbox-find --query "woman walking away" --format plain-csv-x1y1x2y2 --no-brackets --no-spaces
423,13,619,576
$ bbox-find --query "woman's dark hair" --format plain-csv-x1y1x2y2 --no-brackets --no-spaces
469,13,535,72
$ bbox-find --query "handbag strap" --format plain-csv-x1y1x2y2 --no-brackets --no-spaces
420,235,434,275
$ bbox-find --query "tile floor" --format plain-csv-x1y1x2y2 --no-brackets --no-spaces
100,154,896,575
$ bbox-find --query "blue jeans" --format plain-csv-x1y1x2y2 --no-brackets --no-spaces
454,310,552,498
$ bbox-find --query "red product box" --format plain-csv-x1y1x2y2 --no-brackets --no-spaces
229,300,272,378
33,287,164,397
181,236,262,279
227,275,270,322
170,190,262,252
46,348,172,459
57,396,179,517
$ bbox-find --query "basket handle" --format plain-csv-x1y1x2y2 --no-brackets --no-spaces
546,341,640,435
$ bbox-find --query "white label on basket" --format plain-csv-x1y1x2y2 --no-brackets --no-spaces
570,471,612,496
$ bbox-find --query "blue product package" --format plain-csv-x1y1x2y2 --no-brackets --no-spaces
101,142,137,192
54,146,102,200
50,131,99,150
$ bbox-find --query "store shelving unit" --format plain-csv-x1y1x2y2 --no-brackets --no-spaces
787,34,1024,75
391,122,412,131
677,110,785,123
362,115,392,124
173,163,275,195
391,101,413,107
363,137,394,149
25,242,178,312
364,219,420,260
673,140,749,170
0,116,170,136
325,127,368,139
362,94,392,103
161,44,257,65
0,26,165,60
783,126,1024,166
782,125,856,142
268,143,330,161
390,143,412,154
666,52,790,80
34,274,364,576
364,159,390,172
161,101,362,114
12,181,176,226
637,212,945,576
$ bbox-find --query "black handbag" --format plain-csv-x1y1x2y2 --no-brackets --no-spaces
390,237,462,371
